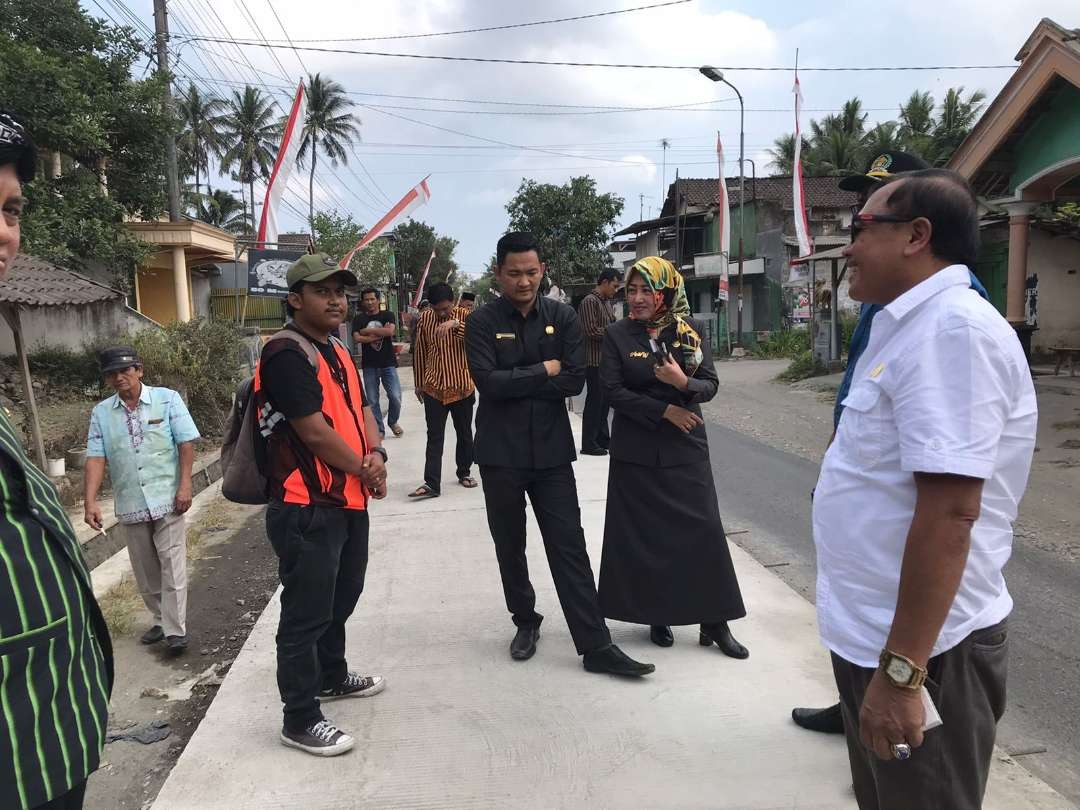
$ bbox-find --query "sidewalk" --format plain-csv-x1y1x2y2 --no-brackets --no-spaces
152,382,1072,809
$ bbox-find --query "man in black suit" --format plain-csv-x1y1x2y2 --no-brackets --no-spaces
464,232,653,677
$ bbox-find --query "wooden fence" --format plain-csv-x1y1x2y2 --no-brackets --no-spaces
209,289,285,331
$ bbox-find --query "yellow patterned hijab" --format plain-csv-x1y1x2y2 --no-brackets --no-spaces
628,256,703,374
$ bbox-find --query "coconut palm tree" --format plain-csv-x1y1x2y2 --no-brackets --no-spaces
930,87,986,164
196,189,252,235
864,122,902,158
177,83,227,202
765,132,815,176
297,73,361,233
897,90,935,158
219,86,280,229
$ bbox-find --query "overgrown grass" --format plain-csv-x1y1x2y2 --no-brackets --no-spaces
777,350,828,382
99,577,142,638
753,328,811,359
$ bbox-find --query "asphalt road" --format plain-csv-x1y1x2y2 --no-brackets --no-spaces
705,420,1080,805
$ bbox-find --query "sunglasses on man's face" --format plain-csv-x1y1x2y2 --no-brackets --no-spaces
850,213,917,242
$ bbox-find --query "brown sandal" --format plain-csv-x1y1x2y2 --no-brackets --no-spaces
458,476,478,489
408,484,439,499
390,424,404,437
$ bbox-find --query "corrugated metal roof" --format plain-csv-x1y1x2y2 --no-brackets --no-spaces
661,176,859,216
0,254,125,306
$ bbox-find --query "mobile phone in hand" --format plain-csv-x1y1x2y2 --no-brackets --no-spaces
649,338,669,365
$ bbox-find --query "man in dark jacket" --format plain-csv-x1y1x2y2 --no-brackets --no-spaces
0,110,112,810
464,232,653,677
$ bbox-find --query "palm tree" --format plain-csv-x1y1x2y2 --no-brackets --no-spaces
897,90,935,158
297,74,361,233
177,83,227,202
219,86,280,229
765,132,815,176
814,129,866,176
864,122,902,158
196,189,252,235
930,87,986,164
837,97,868,136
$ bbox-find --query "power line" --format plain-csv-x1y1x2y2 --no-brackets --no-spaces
196,1,692,43
263,0,308,74
176,38,1019,72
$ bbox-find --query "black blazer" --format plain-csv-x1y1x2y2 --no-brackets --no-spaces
600,317,718,467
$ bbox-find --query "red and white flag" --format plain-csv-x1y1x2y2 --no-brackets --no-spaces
339,177,432,269
257,81,307,247
411,250,436,308
716,131,730,302
792,72,813,259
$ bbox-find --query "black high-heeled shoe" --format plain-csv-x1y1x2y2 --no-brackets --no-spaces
649,625,674,647
699,622,749,659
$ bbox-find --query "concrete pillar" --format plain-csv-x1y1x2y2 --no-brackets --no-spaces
172,245,191,322
1003,202,1037,324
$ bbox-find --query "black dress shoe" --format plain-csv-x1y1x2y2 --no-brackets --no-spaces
649,625,674,647
510,625,540,660
165,634,188,654
791,702,845,734
140,625,164,645
580,448,608,456
583,644,655,676
699,622,749,660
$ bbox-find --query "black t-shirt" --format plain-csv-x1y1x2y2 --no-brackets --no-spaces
260,327,367,420
352,310,397,368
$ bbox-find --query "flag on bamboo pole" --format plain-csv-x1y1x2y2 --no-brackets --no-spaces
716,131,730,302
256,81,307,247
338,177,432,269
792,71,813,259
411,250,436,308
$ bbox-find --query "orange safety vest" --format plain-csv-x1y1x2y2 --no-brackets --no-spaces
255,334,369,510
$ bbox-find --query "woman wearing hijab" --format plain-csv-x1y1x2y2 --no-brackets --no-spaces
597,257,748,658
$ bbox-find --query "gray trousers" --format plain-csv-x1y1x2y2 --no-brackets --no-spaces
123,512,188,637
831,618,1009,810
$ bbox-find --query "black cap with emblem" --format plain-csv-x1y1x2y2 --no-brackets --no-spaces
838,150,931,193
0,110,37,183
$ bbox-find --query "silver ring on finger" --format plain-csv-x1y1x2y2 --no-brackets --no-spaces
891,743,912,761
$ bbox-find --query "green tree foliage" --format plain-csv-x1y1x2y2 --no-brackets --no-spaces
0,0,171,281
297,74,361,233
219,86,279,229
393,219,460,292
505,176,624,286
177,82,227,202
765,88,988,177
310,210,394,289
195,190,251,236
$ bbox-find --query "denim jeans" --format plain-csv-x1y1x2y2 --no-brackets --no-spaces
362,365,402,436
265,501,369,733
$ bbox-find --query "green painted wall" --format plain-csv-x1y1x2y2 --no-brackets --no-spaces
1010,84,1080,192
705,203,758,257
974,239,1008,314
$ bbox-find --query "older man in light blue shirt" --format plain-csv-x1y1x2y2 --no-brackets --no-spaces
84,346,200,652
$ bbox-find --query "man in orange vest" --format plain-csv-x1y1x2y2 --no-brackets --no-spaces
254,253,389,757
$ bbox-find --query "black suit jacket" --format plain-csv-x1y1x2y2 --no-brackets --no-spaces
600,317,718,467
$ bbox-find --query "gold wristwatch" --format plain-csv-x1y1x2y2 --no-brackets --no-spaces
879,649,927,691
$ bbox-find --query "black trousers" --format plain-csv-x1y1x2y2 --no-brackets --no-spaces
266,501,369,733
831,618,1009,810
479,464,611,655
423,393,475,493
581,366,610,452
33,780,86,810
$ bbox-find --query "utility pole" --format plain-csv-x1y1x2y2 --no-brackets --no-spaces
153,0,181,222
660,138,670,203
639,193,645,222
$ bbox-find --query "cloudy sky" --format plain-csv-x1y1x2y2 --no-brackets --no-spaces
98,0,1076,277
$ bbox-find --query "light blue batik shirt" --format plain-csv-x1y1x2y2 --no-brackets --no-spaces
87,384,200,524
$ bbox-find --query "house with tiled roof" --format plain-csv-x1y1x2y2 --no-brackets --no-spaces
615,175,858,346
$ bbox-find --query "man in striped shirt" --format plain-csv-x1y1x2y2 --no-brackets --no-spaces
577,269,620,456
0,110,111,810
408,282,477,499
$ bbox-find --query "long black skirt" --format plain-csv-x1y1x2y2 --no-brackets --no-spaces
598,458,746,626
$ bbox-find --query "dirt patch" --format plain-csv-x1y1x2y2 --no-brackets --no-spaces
84,501,278,810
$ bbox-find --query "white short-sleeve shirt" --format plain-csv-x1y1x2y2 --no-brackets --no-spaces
813,264,1037,667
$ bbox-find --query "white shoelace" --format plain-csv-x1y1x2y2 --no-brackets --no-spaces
310,720,342,743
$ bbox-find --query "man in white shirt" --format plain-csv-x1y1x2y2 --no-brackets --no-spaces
813,169,1037,810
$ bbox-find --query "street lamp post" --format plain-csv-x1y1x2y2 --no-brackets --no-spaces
700,66,745,353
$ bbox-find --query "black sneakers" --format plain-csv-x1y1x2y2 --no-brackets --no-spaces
280,720,355,757
140,625,164,645
319,672,386,701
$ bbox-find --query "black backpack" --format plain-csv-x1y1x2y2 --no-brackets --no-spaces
220,330,320,504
